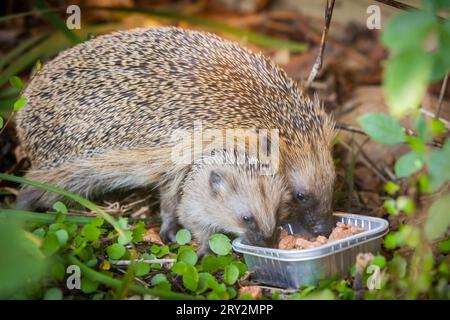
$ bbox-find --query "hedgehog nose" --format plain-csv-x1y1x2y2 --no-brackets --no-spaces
246,230,279,248
311,216,334,237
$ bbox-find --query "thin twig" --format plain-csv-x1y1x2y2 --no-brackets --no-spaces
113,258,176,266
116,268,150,288
340,139,390,183
305,0,335,87
374,0,416,11
436,72,449,119
336,122,443,148
374,0,447,20
0,112,14,136
421,109,450,129
335,123,366,135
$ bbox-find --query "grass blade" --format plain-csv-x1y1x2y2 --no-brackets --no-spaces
0,8,61,23
30,0,80,44
0,33,49,71
86,6,308,52
0,209,95,224
0,173,125,238
0,24,118,87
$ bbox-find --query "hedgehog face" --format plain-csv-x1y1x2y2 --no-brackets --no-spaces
205,168,290,247
285,147,336,237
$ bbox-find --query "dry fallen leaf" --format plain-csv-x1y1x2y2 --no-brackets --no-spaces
143,227,163,245
238,286,263,299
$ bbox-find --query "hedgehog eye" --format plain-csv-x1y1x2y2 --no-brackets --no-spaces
296,192,306,201
242,215,251,223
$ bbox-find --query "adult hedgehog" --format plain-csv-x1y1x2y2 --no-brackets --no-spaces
15,27,336,239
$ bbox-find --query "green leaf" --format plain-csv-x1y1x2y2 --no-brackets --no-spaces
81,224,101,242
396,196,415,214
384,181,400,195
13,97,27,111
176,229,192,245
400,225,421,247
382,10,436,53
91,217,104,227
413,115,429,143
425,194,450,240
431,21,450,79
135,261,150,277
371,255,387,268
357,113,406,145
150,244,161,254
227,287,237,299
196,272,214,294
384,232,398,249
172,261,187,275
428,140,450,191
81,277,98,294
418,175,431,193
54,229,69,245
217,255,233,268
223,264,239,285
151,274,168,286
430,118,446,135
201,255,221,273
177,247,198,266
384,49,432,117
395,152,424,177
182,265,199,291
383,198,399,215
117,230,133,245
106,243,126,260
0,117,3,129
301,289,335,300
43,287,63,300
156,245,170,258
9,76,24,89
132,221,146,243
117,217,129,230
42,233,61,256
406,135,426,153
208,234,232,256
438,239,450,253
52,201,68,214
231,261,247,277
51,261,66,281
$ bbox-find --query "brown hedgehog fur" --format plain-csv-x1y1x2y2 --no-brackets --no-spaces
15,27,336,241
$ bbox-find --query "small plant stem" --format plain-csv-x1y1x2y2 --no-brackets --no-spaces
66,255,199,300
0,173,126,238
305,0,335,87
113,259,176,265
0,112,14,136
436,72,449,119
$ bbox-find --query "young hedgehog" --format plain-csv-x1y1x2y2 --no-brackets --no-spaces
178,150,290,254
15,27,336,241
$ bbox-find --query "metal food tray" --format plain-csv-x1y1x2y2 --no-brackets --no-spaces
232,213,389,288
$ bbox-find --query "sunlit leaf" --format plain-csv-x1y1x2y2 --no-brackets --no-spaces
384,49,432,117
358,113,406,144
425,194,450,240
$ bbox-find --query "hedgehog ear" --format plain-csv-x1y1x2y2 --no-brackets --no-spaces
209,170,225,194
